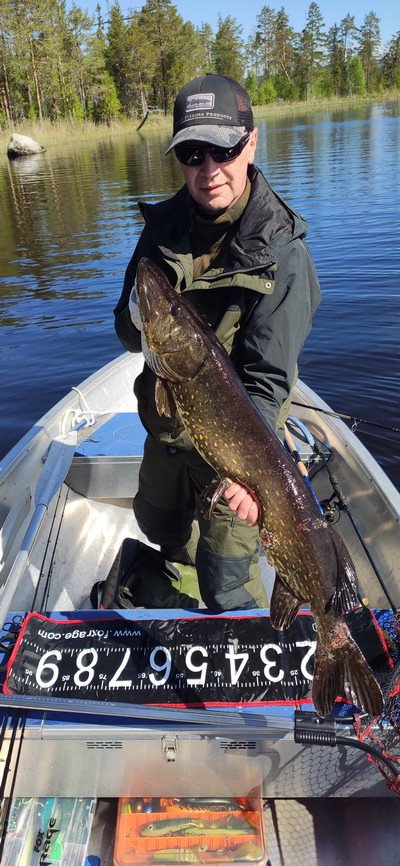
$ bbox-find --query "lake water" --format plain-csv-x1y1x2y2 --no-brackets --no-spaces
1,101,399,489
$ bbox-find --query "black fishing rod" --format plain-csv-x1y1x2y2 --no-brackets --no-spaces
286,414,398,612
290,401,400,436
313,436,397,612
0,484,70,857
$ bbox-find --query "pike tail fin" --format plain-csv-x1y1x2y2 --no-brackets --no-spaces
312,619,383,719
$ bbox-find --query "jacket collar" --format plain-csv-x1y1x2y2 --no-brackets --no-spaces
138,166,308,271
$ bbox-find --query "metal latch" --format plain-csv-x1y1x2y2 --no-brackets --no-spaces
162,735,178,762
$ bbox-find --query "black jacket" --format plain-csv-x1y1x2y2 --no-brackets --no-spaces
114,165,321,439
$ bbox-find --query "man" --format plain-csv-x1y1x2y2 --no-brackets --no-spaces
114,73,321,611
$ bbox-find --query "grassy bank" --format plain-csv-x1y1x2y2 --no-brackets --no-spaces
0,114,169,151
1,91,399,150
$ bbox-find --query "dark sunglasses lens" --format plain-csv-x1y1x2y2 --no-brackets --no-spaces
175,146,204,165
210,144,239,163
175,134,250,166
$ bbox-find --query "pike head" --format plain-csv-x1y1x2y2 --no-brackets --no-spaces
136,258,209,383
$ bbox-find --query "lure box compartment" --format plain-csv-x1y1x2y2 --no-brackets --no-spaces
2,796,96,866
113,798,267,866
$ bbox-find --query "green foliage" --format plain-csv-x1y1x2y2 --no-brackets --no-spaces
259,79,277,103
0,0,397,129
28,104,38,122
327,24,348,96
244,73,277,104
89,69,121,123
381,33,400,88
245,72,259,104
213,15,244,81
348,55,367,95
357,12,381,91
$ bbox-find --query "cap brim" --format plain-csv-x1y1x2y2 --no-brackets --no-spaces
165,125,246,155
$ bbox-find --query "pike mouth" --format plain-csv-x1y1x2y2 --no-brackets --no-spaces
137,264,177,327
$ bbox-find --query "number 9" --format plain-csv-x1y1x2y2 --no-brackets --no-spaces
149,646,172,686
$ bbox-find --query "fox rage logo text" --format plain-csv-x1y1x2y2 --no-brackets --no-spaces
34,816,58,864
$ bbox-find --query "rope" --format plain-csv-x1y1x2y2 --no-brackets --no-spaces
61,386,122,436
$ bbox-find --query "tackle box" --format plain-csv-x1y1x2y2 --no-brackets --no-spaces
2,796,96,866
113,797,267,866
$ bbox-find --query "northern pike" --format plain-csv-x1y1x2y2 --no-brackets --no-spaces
135,258,383,719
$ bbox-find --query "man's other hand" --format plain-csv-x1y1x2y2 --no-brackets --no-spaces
224,482,259,526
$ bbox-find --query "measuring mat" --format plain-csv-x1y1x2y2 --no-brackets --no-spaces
3,611,317,706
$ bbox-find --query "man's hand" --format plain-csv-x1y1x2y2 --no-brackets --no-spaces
128,285,144,332
224,482,259,527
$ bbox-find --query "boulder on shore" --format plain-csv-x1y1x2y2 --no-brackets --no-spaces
7,133,46,160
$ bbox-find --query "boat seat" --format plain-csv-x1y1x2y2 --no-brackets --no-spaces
66,412,147,500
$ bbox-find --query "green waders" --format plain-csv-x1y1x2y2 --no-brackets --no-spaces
133,434,269,612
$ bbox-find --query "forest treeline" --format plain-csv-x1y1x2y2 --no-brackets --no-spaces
0,0,399,128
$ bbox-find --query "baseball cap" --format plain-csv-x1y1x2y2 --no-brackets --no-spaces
165,73,254,154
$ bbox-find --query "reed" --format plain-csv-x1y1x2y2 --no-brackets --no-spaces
0,114,170,149
1,92,398,150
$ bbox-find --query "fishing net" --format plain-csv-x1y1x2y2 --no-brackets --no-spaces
349,608,400,793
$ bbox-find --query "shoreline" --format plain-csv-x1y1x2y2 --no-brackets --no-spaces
1,92,399,152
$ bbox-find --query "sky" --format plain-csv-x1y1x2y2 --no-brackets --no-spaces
81,0,398,47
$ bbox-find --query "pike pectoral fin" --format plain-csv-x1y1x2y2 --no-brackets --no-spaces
270,574,302,630
328,528,360,615
155,377,176,417
201,477,234,520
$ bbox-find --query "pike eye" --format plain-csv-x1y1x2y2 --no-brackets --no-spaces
170,304,180,317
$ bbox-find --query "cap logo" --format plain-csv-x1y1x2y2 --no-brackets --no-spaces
186,93,215,111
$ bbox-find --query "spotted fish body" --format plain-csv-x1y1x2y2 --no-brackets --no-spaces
136,258,383,719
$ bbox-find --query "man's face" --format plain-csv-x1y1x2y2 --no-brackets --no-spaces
179,128,258,214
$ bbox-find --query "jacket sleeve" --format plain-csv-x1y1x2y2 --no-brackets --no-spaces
237,239,321,430
113,229,152,352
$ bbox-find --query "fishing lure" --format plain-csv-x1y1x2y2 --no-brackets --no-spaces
150,846,208,862
140,818,208,837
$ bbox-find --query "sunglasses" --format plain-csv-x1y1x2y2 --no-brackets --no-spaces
174,132,251,166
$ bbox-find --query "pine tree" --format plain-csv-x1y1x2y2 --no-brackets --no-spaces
300,2,327,98
106,3,135,115
339,14,358,60
64,3,94,120
198,23,214,71
274,7,296,98
138,0,186,113
348,54,366,95
256,6,276,79
213,16,244,82
358,11,381,92
381,32,400,89
85,13,121,122
327,24,347,95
